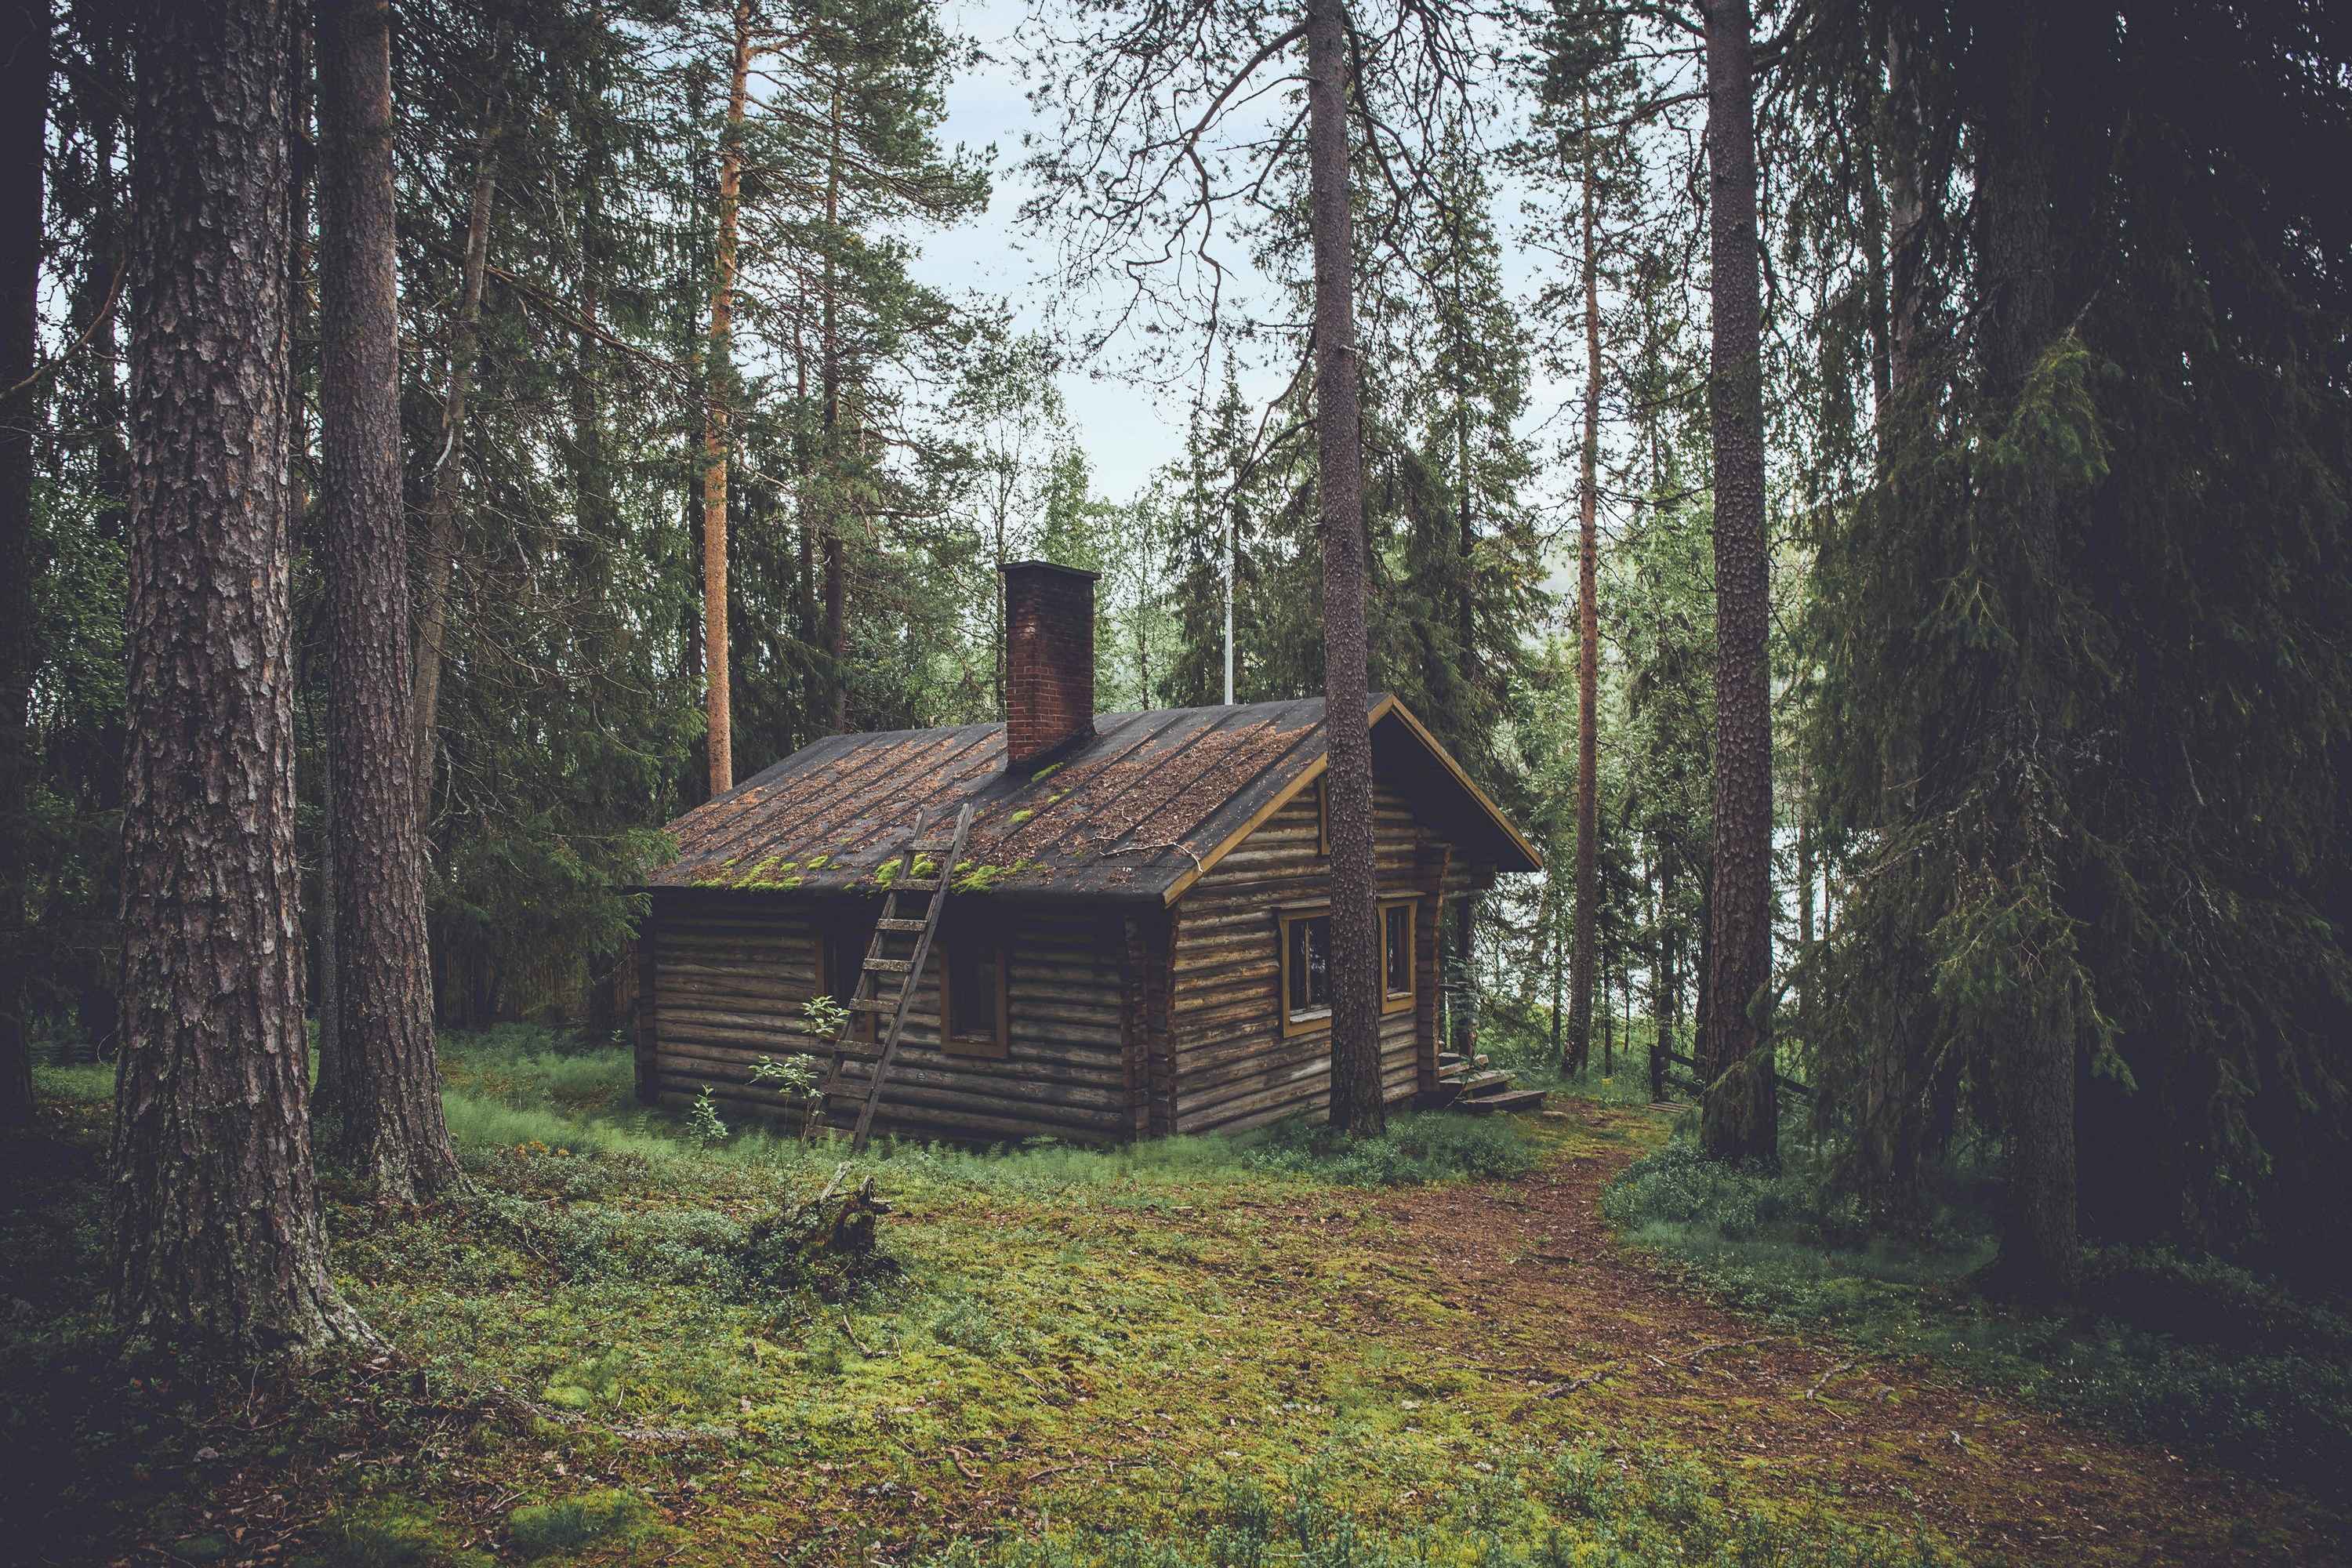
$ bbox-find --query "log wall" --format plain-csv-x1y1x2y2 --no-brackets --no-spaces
642,891,1143,1144
1164,781,1449,1134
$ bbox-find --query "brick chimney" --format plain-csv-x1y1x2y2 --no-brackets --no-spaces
1003,560,1098,771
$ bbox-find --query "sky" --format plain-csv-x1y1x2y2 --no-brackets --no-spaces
897,0,1635,590
904,1,1216,500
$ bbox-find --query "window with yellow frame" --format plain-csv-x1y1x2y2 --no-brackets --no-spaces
1277,897,1417,1036
1380,898,1416,1016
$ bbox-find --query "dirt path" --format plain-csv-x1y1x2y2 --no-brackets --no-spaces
1370,1105,2346,1567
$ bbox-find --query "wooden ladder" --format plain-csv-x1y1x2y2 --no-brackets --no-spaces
819,803,975,1152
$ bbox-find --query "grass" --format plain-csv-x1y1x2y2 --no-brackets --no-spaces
1601,1131,2352,1494
919,1441,1961,1568
6,1026,2343,1566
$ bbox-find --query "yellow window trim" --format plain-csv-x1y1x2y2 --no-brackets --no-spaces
1276,897,1419,1036
1381,897,1417,1016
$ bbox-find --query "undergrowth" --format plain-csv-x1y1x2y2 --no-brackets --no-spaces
1602,1133,2352,1494
434,1028,1543,1195
927,1441,1951,1568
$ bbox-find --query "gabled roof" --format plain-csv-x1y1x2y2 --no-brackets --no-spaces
644,694,1541,906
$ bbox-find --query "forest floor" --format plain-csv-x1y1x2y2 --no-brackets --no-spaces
3,1043,2347,1568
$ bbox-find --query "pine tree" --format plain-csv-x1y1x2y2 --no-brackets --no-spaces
0,0,49,1131
1696,0,1777,1167
314,0,459,1199
111,0,367,1357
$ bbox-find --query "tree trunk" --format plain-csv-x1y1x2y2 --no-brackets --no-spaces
1548,870,1565,1063
0,0,49,1130
1883,24,1926,400
1650,849,1668,1101
702,0,752,793
314,0,459,1200
1304,0,1382,1135
408,84,503,817
315,705,339,1104
1566,140,1602,1077
1976,2,2078,1301
111,0,367,1357
820,78,848,734
1697,0,1777,1167
1795,747,1813,1045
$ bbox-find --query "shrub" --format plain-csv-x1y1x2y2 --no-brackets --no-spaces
1601,1131,2352,1493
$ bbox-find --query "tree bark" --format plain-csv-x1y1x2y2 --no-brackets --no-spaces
1697,0,1777,1167
1566,137,1602,1077
408,81,503,817
111,0,368,1357
1976,1,2078,1300
1304,0,1381,1135
819,76,848,734
314,0,459,1200
1883,24,1926,400
0,0,49,1130
702,0,752,791
1547,869,1565,1062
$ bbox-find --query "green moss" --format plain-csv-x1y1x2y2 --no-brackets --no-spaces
1007,809,1036,826
804,852,832,869
509,1490,657,1559
1030,761,1063,781
296,1504,492,1568
6,1030,2329,1568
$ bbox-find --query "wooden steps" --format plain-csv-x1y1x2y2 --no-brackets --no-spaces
1423,1055,1548,1118
1461,1086,1548,1116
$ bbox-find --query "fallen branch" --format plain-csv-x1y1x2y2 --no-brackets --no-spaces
1805,1359,1858,1400
1532,1361,1622,1400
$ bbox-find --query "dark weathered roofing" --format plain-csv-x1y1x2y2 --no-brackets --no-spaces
644,694,1540,906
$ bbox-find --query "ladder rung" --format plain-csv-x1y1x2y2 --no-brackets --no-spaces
876,918,927,933
906,839,959,851
848,997,899,1014
863,957,912,974
893,877,941,892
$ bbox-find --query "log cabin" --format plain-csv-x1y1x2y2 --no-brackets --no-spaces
632,561,1543,1143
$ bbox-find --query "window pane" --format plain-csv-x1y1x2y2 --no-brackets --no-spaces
1385,906,1411,996
949,942,1000,1040
827,920,871,1007
1306,916,1330,1009
1288,918,1309,1012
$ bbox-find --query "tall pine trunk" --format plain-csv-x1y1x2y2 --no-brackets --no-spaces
820,78,848,734
1304,0,1382,1134
408,84,503,815
314,0,458,1200
111,0,367,1356
0,0,48,1130
702,0,752,791
1697,0,1777,1167
1566,136,1602,1077
1883,24,1926,401
1976,2,2078,1300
